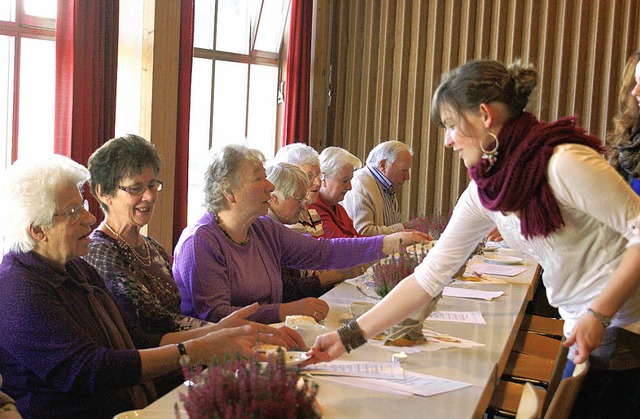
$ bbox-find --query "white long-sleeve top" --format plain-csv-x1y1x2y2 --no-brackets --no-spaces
414,144,640,336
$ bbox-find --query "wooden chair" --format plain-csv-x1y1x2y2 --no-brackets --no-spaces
490,360,589,419
519,315,563,339
503,335,568,391
487,331,568,418
515,383,541,419
543,361,589,419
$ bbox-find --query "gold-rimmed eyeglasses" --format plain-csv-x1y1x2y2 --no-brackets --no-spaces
306,171,322,181
293,195,309,206
117,180,163,196
53,199,89,224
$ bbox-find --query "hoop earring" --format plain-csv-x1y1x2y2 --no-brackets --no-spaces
481,132,499,170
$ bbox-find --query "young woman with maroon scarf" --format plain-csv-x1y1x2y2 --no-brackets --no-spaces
308,60,640,418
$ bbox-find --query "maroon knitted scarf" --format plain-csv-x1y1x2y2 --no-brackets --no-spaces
469,112,604,238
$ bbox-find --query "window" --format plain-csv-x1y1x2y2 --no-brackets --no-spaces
188,0,290,223
0,0,56,169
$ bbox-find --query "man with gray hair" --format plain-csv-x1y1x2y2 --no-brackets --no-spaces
343,140,416,235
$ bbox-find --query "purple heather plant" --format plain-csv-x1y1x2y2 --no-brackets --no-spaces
407,209,453,239
372,241,429,298
178,351,320,419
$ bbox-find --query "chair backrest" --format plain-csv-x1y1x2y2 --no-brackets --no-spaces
512,331,563,359
540,341,569,414
520,314,564,339
516,382,540,419
543,361,589,419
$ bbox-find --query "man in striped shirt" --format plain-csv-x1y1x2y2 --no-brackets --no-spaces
344,141,417,236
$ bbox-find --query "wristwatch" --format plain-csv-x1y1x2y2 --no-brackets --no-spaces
177,342,190,366
586,307,611,328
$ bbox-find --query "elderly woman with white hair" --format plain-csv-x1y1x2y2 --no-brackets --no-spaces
173,144,430,325
273,143,324,236
0,154,302,418
266,162,366,301
309,147,363,238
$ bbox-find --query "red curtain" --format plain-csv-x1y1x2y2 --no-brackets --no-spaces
173,0,195,249
282,0,313,145
54,0,119,222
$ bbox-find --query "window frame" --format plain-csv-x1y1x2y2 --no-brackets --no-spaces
192,0,288,151
0,0,55,163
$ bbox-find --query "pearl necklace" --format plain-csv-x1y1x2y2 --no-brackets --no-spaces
213,213,250,245
104,222,152,266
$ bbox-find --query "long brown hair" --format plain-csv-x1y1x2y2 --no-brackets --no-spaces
607,51,640,170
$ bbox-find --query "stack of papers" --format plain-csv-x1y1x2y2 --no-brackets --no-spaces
302,361,471,397
442,286,504,300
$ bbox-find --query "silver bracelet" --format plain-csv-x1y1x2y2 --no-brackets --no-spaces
586,307,611,328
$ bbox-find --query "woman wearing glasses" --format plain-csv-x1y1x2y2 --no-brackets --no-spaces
85,136,302,345
266,162,367,301
0,154,303,418
84,134,208,334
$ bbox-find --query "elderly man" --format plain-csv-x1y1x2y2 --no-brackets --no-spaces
343,141,416,236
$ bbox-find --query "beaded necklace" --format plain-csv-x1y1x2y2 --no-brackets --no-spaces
213,213,250,245
104,222,152,266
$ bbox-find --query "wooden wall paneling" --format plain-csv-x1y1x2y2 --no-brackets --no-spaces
420,0,447,218
504,0,524,64
520,0,539,65
475,0,493,60
140,0,180,252
533,0,555,121
550,0,572,121
314,0,639,222
400,0,427,219
373,1,396,146
489,0,508,60
566,1,587,124
354,1,378,158
388,1,410,143
596,2,617,137
309,0,331,150
333,1,347,147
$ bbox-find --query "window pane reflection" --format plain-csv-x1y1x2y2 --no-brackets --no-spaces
194,0,215,50
0,34,15,168
23,0,56,19
0,0,16,22
247,65,277,158
253,0,288,52
17,37,54,158
215,0,253,54
212,61,248,146
188,58,213,223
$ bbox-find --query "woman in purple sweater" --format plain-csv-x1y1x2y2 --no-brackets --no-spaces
173,144,430,325
0,155,302,418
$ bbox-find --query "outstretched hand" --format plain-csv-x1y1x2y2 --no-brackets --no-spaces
382,231,432,255
215,302,260,329
301,331,346,366
563,312,605,364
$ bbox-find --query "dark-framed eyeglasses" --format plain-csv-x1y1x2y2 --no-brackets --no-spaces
53,199,89,224
117,180,163,196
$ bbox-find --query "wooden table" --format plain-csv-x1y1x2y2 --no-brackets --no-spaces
145,259,540,419
467,252,541,301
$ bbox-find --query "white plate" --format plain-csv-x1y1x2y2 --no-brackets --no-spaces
285,351,310,367
406,241,435,254
483,255,523,265
482,244,500,252
114,409,187,419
